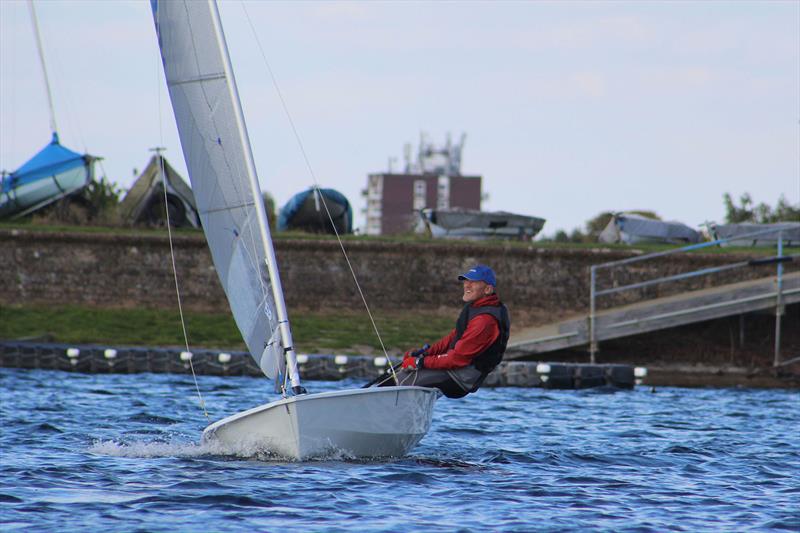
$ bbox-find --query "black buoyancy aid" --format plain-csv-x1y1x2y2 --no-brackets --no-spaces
449,301,511,374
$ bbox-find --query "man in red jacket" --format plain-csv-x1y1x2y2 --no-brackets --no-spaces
380,264,510,398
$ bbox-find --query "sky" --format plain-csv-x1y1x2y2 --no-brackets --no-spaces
1,0,798,236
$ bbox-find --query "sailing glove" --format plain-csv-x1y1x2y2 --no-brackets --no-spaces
401,345,429,369
401,355,417,369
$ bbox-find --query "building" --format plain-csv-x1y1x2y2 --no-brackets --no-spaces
364,134,482,235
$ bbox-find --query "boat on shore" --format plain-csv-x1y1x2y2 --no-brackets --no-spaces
0,133,97,219
1,2,98,221
278,187,352,235
599,213,700,245
702,222,800,247
417,207,545,241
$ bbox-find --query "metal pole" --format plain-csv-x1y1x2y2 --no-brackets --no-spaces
590,266,597,364
774,230,784,367
207,0,303,393
28,0,58,135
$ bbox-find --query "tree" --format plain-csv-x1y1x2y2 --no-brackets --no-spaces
552,230,570,243
723,192,755,223
723,193,799,224
262,192,276,231
83,176,122,224
770,196,800,222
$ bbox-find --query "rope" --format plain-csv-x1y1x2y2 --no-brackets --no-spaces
154,43,210,421
156,150,210,422
240,3,398,383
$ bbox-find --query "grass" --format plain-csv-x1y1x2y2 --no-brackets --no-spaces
2,224,791,350
0,304,454,355
2,221,792,256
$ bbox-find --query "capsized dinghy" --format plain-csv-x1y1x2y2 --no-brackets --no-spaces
151,0,437,460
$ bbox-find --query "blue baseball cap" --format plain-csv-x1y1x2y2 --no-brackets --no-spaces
458,265,496,287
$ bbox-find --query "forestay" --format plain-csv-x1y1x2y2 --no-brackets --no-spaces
152,0,285,381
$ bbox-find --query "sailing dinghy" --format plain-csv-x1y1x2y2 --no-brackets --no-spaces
151,0,438,460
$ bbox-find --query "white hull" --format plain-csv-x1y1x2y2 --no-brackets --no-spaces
202,386,439,460
0,165,90,218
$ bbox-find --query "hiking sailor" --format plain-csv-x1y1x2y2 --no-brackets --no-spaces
380,264,510,398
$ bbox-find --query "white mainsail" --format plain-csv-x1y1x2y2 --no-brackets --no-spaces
151,0,293,384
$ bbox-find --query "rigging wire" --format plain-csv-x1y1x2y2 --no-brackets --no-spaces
157,149,209,422
240,3,398,383
154,45,209,422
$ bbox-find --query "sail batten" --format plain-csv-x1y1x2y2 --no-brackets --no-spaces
200,202,257,215
151,0,288,382
168,73,227,87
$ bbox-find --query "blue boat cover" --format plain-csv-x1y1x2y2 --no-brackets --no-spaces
278,187,353,233
1,133,86,194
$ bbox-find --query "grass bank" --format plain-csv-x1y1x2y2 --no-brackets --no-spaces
0,304,454,355
1,221,789,255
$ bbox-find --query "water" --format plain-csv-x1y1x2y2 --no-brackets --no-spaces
1,368,798,532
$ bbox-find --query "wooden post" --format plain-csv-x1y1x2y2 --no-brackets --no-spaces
739,314,745,348
589,266,597,364
774,231,784,367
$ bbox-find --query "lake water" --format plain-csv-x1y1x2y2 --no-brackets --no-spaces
1,368,798,531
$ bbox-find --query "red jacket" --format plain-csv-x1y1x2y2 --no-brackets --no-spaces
422,294,502,370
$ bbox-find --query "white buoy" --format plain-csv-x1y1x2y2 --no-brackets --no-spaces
296,354,309,364
218,352,231,364
334,355,348,366
373,356,388,367
634,367,648,378
104,349,117,360
180,351,193,362
66,347,80,366
536,363,551,374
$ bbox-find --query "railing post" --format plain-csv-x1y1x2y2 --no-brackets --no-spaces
589,265,597,364
774,230,784,367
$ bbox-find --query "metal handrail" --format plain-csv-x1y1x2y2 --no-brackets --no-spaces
588,227,792,365
592,226,792,271
607,288,799,330
596,254,798,297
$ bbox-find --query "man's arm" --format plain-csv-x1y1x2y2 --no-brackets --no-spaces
422,315,499,370
425,329,456,356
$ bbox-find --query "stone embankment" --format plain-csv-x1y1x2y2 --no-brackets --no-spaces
2,228,790,318
2,227,797,387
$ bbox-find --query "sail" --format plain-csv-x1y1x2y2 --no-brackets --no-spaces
151,0,285,380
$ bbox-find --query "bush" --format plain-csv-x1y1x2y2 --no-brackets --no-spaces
723,193,799,224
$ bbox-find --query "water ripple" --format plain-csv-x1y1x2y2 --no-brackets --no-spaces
1,369,798,531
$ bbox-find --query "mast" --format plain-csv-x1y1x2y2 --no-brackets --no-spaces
27,0,58,136
207,1,304,394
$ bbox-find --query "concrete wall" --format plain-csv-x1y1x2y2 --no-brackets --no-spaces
1,228,793,325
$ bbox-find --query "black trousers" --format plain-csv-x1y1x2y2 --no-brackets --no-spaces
379,368,469,399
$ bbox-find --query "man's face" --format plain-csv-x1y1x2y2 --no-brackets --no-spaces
462,279,491,303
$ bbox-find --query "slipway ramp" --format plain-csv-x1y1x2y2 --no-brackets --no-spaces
506,272,799,359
